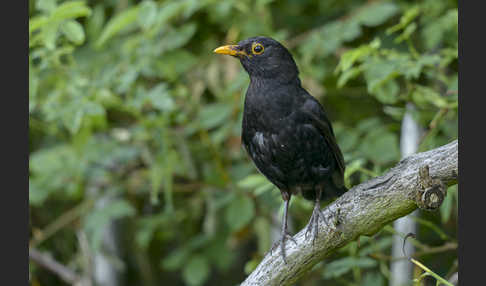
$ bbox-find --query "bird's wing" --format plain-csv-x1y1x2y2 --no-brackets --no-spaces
301,97,346,181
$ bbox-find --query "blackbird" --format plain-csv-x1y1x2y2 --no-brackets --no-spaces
214,36,347,262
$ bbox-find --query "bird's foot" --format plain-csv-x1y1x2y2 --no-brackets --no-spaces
304,204,329,245
270,232,297,264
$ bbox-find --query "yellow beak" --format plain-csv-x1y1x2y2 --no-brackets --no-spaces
213,45,248,57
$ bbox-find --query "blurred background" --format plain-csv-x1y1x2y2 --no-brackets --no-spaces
29,0,458,285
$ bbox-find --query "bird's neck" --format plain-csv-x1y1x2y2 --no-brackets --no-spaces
249,75,301,89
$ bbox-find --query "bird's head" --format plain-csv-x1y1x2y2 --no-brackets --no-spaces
214,36,299,82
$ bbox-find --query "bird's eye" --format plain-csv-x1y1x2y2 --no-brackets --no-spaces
252,43,264,55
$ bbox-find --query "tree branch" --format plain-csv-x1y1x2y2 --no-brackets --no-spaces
29,247,81,285
241,140,458,286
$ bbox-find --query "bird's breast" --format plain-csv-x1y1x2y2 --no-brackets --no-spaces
242,114,335,191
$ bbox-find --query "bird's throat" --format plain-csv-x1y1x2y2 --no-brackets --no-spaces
244,76,303,121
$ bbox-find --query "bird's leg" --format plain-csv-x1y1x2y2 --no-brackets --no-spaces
305,186,327,245
270,192,297,263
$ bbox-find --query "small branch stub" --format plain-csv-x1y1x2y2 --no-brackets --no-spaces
416,165,446,211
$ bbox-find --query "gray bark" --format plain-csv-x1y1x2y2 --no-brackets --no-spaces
240,140,458,286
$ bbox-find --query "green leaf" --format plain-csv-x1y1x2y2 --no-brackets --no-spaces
383,106,405,121
343,159,365,186
161,22,197,51
372,79,400,104
412,85,450,108
355,2,399,27
387,6,420,34
440,185,457,223
50,1,92,22
182,255,210,286
95,6,140,47
138,0,158,30
300,20,361,61
145,83,175,111
356,118,382,134
253,183,274,196
225,194,255,231
335,126,360,152
203,236,235,271
237,174,274,195
135,213,171,249
29,16,49,34
254,217,271,254
64,108,84,134
83,199,136,250
156,1,188,26
237,174,268,189
244,258,260,275
29,144,84,202
85,4,105,40
359,127,400,165
29,64,38,113
197,103,233,130
358,236,394,256
395,22,417,43
41,21,61,50
336,39,380,73
362,271,385,286
150,160,164,206
162,247,190,271
337,66,363,88
36,0,57,13
422,9,458,49
29,179,50,206
61,20,85,44
362,57,404,103
363,57,398,91
323,257,377,279
157,50,198,81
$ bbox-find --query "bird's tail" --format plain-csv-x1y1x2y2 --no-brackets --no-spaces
300,181,347,201
321,182,347,201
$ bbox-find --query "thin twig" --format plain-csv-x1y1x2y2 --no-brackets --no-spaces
30,199,94,248
29,247,80,285
410,258,454,286
368,242,457,262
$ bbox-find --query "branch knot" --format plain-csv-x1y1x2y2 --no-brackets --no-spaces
416,165,446,211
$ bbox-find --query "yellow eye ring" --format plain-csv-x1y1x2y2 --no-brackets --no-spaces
252,43,264,55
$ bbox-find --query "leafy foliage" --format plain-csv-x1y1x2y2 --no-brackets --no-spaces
29,0,457,285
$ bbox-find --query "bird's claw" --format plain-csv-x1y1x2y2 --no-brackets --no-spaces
305,206,330,245
270,232,297,264
286,233,298,245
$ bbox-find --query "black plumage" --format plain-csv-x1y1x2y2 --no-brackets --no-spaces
214,36,347,262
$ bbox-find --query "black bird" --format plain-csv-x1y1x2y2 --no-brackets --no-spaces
214,36,347,262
